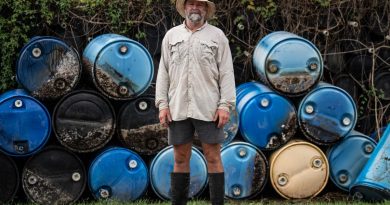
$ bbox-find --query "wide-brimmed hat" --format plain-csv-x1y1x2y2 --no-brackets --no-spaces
176,0,216,20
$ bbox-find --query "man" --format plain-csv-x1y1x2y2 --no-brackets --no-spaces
155,0,235,204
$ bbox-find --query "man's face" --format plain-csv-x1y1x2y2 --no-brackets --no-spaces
184,0,207,23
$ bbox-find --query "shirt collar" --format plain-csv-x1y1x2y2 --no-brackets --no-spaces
182,21,208,32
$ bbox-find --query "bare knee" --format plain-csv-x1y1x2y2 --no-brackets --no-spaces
173,143,192,172
202,143,223,173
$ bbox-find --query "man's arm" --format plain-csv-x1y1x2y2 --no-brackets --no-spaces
216,33,236,112
155,36,170,111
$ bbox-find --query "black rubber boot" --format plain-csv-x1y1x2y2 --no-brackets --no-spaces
171,172,190,205
209,172,225,205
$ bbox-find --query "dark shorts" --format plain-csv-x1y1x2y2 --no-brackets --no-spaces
168,118,224,145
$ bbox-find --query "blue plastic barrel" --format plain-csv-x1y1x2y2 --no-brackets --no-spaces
327,131,377,191
83,34,154,100
17,36,81,100
0,89,50,156
236,82,273,109
222,108,239,147
236,82,297,150
149,146,208,200
298,82,357,145
253,31,323,96
350,125,390,201
221,142,268,199
89,147,148,201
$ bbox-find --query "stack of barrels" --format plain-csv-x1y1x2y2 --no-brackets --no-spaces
0,31,389,205
0,33,238,204
229,31,389,201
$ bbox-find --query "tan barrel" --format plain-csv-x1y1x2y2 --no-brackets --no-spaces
269,140,329,199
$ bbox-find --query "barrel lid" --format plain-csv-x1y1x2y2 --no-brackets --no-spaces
270,140,329,199
89,147,148,201
239,93,297,150
90,37,153,99
149,146,208,200
53,90,115,153
22,146,86,204
265,38,323,95
298,83,357,145
221,142,268,199
16,36,81,100
0,89,51,156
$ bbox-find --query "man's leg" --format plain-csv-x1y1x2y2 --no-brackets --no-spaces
202,143,224,205
171,142,192,205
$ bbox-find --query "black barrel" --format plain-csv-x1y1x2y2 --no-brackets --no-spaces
346,54,373,82
356,114,385,137
325,45,346,74
22,146,86,205
0,153,19,203
377,48,390,69
333,73,360,104
53,90,116,153
374,69,390,101
117,96,167,155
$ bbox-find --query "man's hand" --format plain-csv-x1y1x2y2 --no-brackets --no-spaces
213,109,230,128
159,108,172,128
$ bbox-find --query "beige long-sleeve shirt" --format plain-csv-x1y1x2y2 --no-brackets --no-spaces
155,22,236,121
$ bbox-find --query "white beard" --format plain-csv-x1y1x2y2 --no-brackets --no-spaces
187,13,203,23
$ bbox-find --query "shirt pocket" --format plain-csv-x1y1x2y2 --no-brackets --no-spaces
199,40,219,80
169,39,185,66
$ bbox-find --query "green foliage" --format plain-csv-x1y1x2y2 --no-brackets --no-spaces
0,0,160,92
0,0,35,92
358,86,385,116
313,0,331,7
242,0,277,20
255,0,277,20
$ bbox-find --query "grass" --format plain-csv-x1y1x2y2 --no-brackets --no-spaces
12,190,389,205
70,199,389,205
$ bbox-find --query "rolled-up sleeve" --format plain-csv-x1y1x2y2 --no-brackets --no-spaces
217,34,236,112
155,36,170,110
